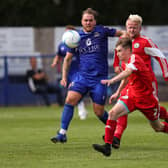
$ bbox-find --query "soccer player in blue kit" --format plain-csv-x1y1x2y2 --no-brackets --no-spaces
51,8,127,143
51,25,88,120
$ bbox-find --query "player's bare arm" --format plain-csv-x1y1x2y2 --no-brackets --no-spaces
60,52,73,87
101,67,132,86
115,79,128,96
51,55,61,68
109,79,128,104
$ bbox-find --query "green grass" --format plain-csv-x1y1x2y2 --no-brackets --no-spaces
0,102,168,168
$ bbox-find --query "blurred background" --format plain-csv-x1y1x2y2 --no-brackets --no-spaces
0,0,168,26
0,0,168,106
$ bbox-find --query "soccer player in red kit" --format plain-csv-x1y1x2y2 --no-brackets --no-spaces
92,38,168,157
111,14,168,149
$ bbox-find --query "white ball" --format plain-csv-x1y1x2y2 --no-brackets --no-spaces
62,30,80,48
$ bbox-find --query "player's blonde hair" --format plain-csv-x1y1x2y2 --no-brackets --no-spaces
126,14,143,26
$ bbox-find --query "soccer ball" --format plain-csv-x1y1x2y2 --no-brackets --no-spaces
62,30,80,48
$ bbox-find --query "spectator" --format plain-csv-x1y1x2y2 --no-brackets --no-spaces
27,57,64,106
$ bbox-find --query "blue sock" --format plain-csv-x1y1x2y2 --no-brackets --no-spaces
61,104,74,130
98,111,108,124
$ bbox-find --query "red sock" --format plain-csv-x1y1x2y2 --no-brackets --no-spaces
160,106,168,120
114,115,128,139
162,122,168,133
104,120,117,144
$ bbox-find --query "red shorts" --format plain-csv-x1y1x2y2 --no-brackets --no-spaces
118,94,160,121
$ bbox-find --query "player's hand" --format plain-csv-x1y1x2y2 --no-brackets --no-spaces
101,79,112,86
51,62,56,68
109,92,119,104
60,78,67,87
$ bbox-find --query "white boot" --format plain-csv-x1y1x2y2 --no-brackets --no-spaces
77,101,88,120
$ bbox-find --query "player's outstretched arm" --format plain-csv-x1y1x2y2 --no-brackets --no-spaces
101,68,132,86
101,79,111,86
61,52,73,87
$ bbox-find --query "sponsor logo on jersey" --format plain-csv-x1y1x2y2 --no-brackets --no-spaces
86,38,92,46
61,46,65,51
134,43,140,48
94,32,100,37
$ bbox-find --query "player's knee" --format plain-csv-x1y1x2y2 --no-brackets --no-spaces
94,110,104,117
93,104,105,117
109,110,118,120
65,97,78,106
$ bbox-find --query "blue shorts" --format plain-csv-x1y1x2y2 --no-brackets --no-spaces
67,73,77,85
68,73,107,105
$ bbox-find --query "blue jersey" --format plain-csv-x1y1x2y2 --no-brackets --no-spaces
70,25,116,78
56,43,80,82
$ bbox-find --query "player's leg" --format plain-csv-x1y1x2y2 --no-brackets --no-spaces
152,80,168,122
150,120,168,133
51,73,88,143
51,90,82,143
159,106,168,122
67,74,88,120
91,81,109,124
93,103,108,123
110,87,129,149
77,100,88,120
141,102,168,133
112,115,128,149
92,100,129,157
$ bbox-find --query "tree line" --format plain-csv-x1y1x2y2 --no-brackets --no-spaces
0,0,167,26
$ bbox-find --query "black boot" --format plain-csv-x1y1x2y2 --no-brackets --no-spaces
92,143,111,157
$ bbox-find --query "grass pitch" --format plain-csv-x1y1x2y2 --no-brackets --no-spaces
0,102,168,168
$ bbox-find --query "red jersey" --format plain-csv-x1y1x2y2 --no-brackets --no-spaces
119,54,159,112
113,35,168,81
124,54,153,99
119,54,160,120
